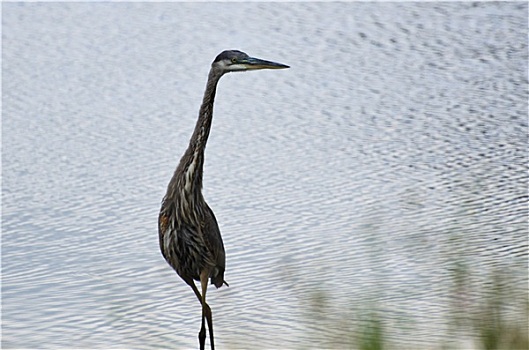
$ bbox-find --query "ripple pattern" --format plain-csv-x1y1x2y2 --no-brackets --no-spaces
3,2,527,349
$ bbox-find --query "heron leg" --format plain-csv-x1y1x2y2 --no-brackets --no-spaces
182,277,207,349
200,270,215,350
182,275,214,350
183,276,209,308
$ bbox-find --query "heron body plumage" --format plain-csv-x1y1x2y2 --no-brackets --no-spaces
158,50,288,350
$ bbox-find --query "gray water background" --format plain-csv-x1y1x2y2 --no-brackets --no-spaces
2,2,527,349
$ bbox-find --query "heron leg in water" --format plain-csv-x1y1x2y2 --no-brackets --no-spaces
183,275,214,350
200,270,215,350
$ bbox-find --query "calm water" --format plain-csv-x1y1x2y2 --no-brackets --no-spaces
2,2,527,349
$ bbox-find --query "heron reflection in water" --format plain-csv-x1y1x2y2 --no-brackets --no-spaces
158,50,289,349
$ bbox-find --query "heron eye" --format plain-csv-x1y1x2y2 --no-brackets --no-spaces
231,58,237,64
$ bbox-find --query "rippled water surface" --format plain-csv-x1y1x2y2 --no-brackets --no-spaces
2,2,527,349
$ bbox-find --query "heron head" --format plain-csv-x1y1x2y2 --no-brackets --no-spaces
212,50,289,74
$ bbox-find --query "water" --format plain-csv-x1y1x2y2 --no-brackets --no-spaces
2,2,527,349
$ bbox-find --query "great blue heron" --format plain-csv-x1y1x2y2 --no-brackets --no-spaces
158,50,289,350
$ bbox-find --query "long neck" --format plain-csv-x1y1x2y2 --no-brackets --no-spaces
178,68,223,197
192,68,222,161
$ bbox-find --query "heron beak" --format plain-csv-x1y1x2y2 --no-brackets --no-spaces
241,57,290,70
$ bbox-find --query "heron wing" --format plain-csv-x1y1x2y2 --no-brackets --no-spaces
202,204,227,288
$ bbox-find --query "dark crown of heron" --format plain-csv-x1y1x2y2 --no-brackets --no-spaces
213,50,249,63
